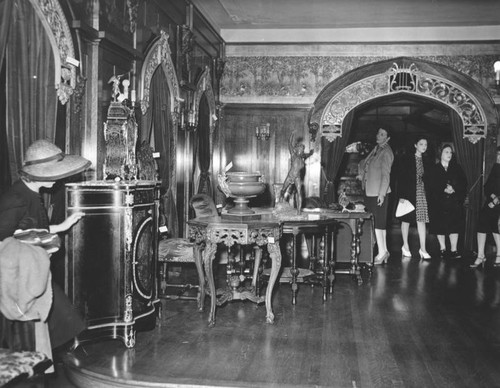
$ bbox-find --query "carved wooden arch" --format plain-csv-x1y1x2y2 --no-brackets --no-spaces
309,57,497,145
192,66,217,195
28,0,76,105
193,66,217,134
140,29,181,197
140,30,181,119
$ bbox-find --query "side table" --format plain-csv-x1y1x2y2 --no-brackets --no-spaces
188,215,282,327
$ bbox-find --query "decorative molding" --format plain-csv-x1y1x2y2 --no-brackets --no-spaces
221,55,497,104
140,30,181,118
126,0,139,34
193,66,217,134
320,62,487,144
140,29,180,199
72,76,87,115
30,0,77,104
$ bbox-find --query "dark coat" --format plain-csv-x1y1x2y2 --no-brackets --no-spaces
426,161,467,235
477,163,500,233
484,163,500,201
395,154,432,223
0,180,84,351
0,180,49,241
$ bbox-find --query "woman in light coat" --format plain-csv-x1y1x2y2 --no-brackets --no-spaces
358,127,394,265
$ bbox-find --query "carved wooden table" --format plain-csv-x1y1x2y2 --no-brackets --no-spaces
301,210,373,287
188,215,282,327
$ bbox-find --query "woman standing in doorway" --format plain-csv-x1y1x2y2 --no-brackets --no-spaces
427,144,467,258
470,146,500,268
357,127,394,265
396,136,432,259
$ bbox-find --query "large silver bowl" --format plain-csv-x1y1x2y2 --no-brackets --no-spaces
218,172,266,214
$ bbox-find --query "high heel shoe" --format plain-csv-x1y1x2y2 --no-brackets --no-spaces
374,252,390,265
449,251,461,259
439,249,447,259
419,249,431,260
470,256,486,268
494,255,500,266
401,247,411,257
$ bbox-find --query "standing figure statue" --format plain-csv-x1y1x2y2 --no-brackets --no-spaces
279,133,314,213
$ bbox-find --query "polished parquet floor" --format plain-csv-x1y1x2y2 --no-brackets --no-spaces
49,230,500,388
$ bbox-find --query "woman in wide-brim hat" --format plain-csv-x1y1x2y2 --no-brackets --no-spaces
0,139,91,353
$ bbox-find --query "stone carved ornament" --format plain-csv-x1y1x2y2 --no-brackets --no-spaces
320,62,487,144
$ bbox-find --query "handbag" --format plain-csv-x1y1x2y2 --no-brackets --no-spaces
396,199,415,217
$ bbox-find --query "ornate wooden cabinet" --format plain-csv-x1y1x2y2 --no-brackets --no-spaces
65,181,160,348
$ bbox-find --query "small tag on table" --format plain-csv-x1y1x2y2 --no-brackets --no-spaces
159,225,168,233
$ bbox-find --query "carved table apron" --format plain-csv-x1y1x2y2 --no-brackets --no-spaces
188,215,282,327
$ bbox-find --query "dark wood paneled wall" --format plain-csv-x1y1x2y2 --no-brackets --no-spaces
221,104,312,207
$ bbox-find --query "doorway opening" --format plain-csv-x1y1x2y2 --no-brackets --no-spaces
337,94,455,251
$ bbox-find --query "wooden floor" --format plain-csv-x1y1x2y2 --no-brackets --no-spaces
52,231,500,388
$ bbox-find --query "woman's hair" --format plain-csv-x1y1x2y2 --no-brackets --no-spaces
378,126,392,138
438,143,454,159
414,135,428,145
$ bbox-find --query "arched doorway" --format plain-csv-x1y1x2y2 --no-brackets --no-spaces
309,57,499,251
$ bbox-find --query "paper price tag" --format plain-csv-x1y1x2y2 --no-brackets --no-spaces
159,226,168,233
268,236,275,243
152,152,160,158
66,57,80,67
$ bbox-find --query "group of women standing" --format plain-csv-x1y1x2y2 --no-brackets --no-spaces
358,127,500,266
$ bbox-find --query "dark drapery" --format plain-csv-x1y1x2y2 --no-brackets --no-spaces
0,0,13,67
145,66,171,190
450,109,483,251
320,110,354,203
5,0,57,181
143,66,178,235
0,0,60,351
0,0,14,194
197,93,211,195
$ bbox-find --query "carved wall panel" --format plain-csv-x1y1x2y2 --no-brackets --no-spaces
221,55,498,104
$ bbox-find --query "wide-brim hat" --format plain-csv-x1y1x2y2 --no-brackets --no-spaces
20,140,91,181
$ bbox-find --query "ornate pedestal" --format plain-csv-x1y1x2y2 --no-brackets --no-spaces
66,181,160,348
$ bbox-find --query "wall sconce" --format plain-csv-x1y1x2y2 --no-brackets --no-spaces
494,61,500,88
255,123,270,140
177,103,197,132
186,108,196,131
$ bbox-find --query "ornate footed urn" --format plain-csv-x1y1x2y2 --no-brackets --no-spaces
218,172,266,215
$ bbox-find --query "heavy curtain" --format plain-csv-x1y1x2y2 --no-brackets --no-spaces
196,93,211,195
143,66,179,236
144,66,171,189
4,0,57,182
0,0,14,193
320,110,354,204
0,0,59,351
450,109,483,251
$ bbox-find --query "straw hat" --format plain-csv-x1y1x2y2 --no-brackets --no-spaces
20,140,91,181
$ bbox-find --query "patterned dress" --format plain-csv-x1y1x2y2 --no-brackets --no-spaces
415,155,429,223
